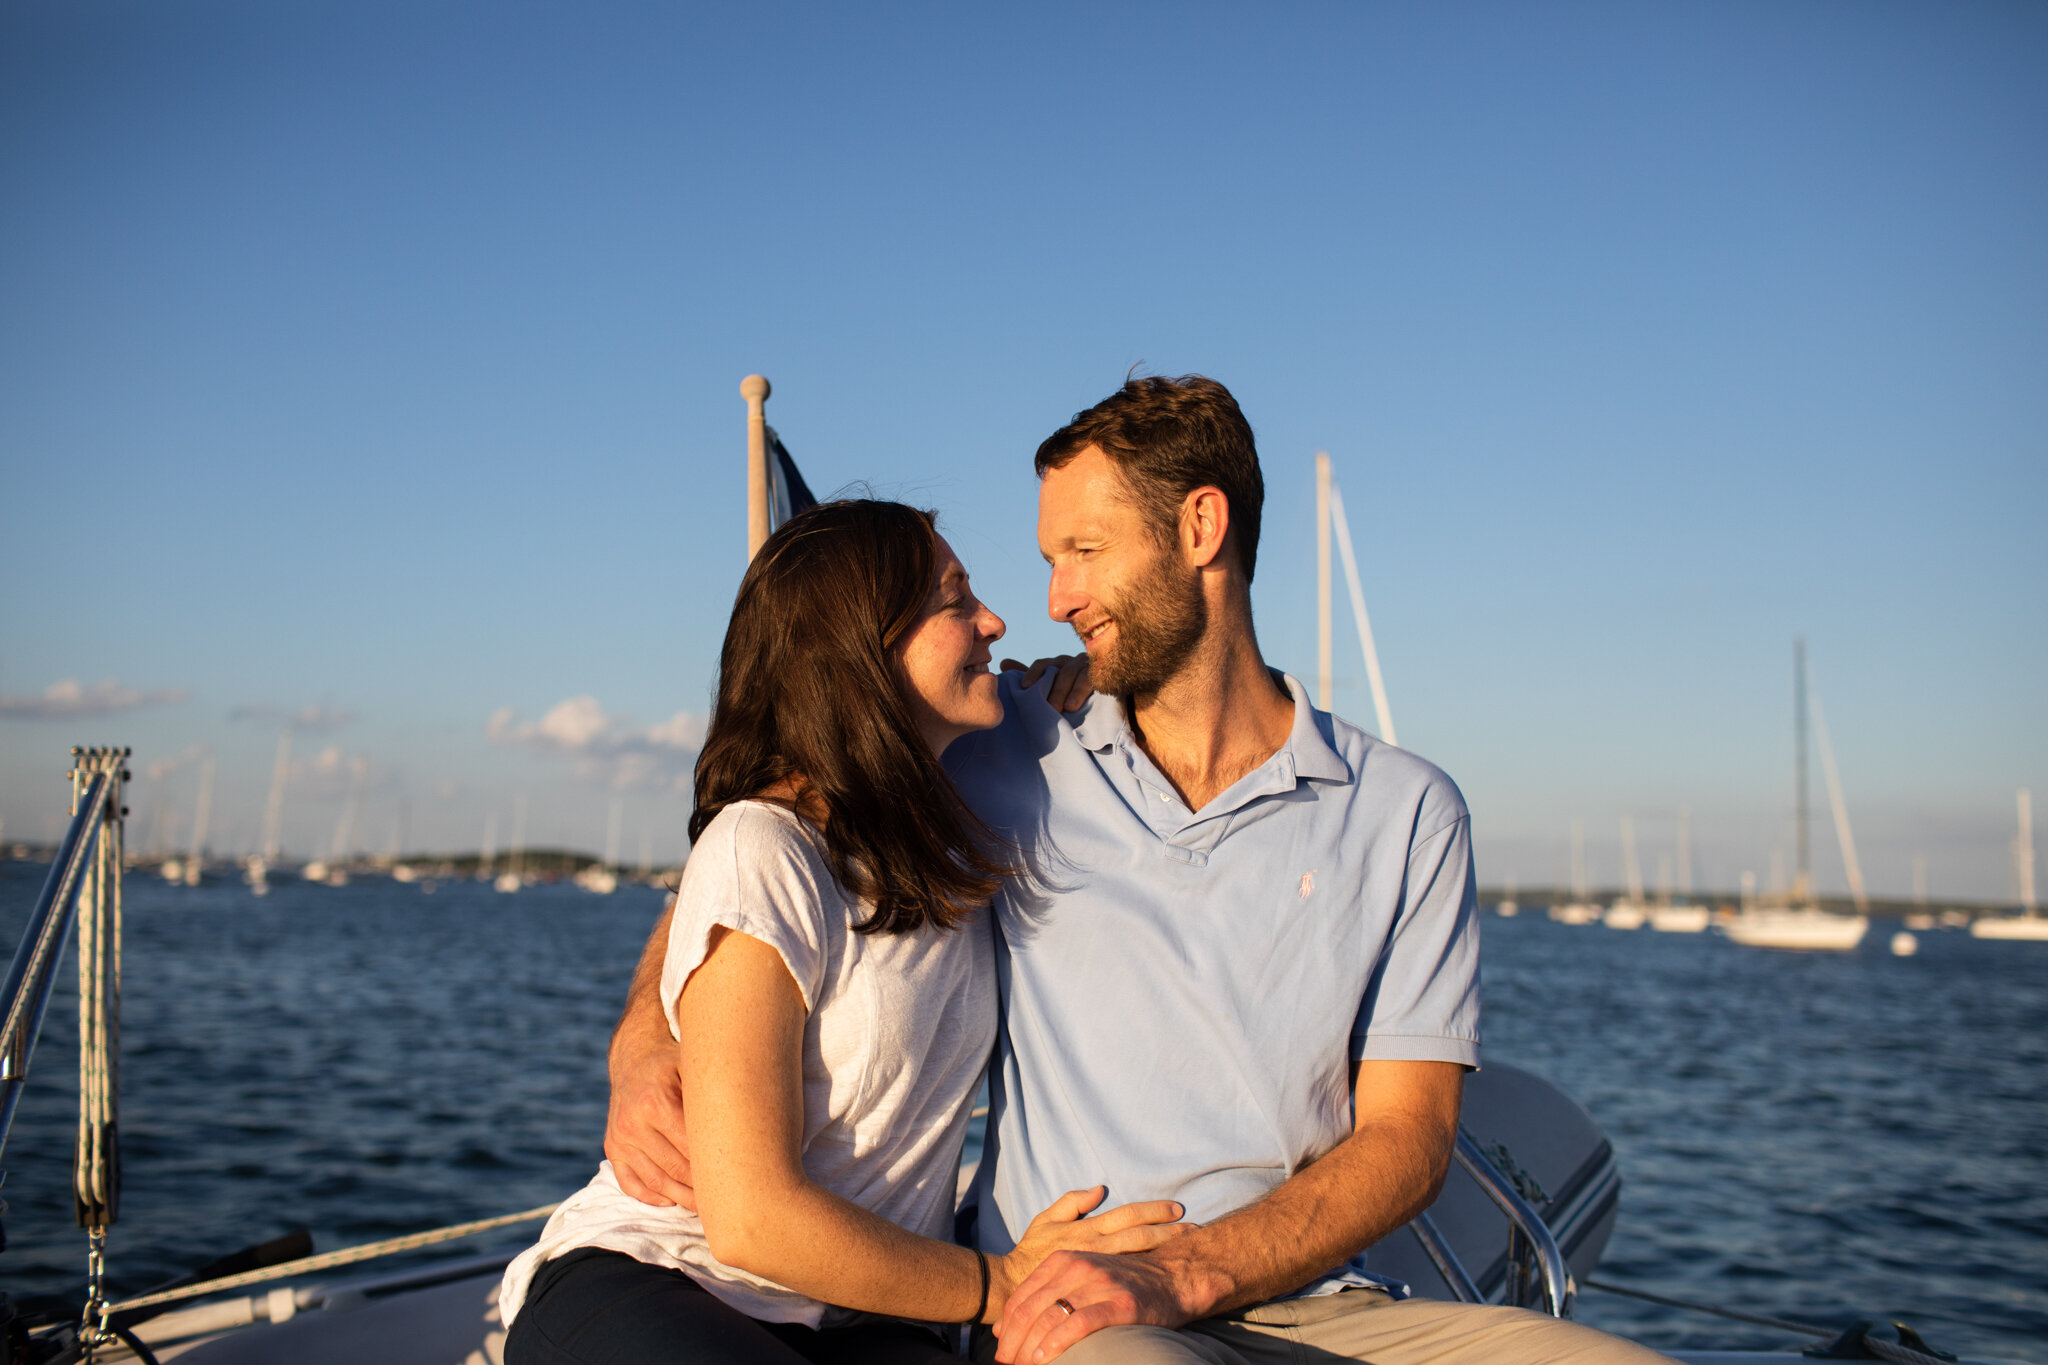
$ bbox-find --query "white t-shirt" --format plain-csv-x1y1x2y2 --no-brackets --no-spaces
500,801,997,1328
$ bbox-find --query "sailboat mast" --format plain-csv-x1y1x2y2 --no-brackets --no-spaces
510,793,527,879
1794,636,1810,899
744,374,773,561
1677,805,1693,902
260,730,292,861
2019,787,2037,914
1620,815,1643,904
1316,453,1332,710
187,755,215,878
332,769,360,865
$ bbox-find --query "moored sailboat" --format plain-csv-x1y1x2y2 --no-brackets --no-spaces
1550,816,1602,923
1603,816,1648,929
573,797,624,894
1650,806,1711,931
493,796,527,893
1722,640,1868,951
1971,788,2045,939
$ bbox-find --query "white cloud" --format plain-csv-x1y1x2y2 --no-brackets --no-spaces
228,702,356,733
487,695,705,791
535,697,611,749
646,711,707,750
0,678,189,720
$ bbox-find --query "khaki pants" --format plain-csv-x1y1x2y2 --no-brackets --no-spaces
978,1289,1673,1365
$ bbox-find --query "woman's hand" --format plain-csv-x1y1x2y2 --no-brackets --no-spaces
988,1186,1188,1320
1001,654,1093,712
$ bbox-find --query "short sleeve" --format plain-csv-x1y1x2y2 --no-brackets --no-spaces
1349,813,1482,1067
659,805,834,1037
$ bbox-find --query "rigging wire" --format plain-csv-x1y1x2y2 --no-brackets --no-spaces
1584,1277,1957,1365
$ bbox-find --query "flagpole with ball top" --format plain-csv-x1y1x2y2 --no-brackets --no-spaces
743,373,772,562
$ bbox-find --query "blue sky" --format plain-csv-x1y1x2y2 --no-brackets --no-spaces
3,1,2042,900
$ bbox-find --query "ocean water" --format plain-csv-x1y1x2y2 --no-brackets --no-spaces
2,864,2043,1359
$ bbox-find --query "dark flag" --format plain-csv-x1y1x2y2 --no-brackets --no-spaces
765,426,817,531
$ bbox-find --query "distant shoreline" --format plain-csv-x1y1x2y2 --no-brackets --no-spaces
1479,886,2022,922
0,850,2025,919
2,845,681,882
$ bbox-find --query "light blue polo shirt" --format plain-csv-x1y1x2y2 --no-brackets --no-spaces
946,671,1480,1298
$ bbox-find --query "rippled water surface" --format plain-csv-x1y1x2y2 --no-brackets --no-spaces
3,865,2043,1358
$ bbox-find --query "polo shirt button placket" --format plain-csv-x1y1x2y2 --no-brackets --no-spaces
1149,788,1177,837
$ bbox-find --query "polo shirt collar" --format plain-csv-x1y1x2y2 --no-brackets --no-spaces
1281,674,1353,784
1072,690,1125,753
1068,672,1354,786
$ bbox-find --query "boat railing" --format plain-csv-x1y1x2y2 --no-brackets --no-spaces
1405,1129,1576,1318
0,746,130,1346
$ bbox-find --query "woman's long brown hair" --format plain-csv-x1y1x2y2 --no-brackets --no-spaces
688,499,1011,934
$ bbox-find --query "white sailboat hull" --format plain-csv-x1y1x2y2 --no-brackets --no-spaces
1650,905,1711,933
1969,915,2048,941
1603,902,1647,930
1721,909,1868,951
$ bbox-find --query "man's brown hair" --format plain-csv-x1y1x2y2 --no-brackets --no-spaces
1034,374,1265,583
690,499,1010,934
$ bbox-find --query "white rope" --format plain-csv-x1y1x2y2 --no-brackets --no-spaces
76,814,120,1227
1326,483,1398,746
106,1203,560,1318
112,1103,994,1320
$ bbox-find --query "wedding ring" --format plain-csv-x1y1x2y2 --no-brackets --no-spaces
1055,1299,1076,1317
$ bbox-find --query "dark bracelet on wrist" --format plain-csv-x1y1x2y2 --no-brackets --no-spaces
969,1249,991,1324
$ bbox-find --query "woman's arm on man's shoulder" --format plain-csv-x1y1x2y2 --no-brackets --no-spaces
1000,654,1092,711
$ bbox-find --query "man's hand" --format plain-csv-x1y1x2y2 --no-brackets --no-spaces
603,1030,696,1206
1001,654,1092,712
603,899,699,1207
994,1249,1192,1365
994,1060,1463,1362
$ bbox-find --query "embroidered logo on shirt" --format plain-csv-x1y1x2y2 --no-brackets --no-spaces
1299,870,1315,899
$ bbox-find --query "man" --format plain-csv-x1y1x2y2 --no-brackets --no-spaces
607,376,1668,1365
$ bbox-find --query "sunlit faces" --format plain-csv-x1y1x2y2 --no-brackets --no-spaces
1036,447,1207,697
894,534,1007,756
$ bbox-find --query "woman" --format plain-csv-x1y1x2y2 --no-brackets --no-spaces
501,500,1180,1365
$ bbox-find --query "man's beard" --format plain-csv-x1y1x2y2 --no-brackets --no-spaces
1085,544,1208,698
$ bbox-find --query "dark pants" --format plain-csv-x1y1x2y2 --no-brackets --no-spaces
506,1247,960,1365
